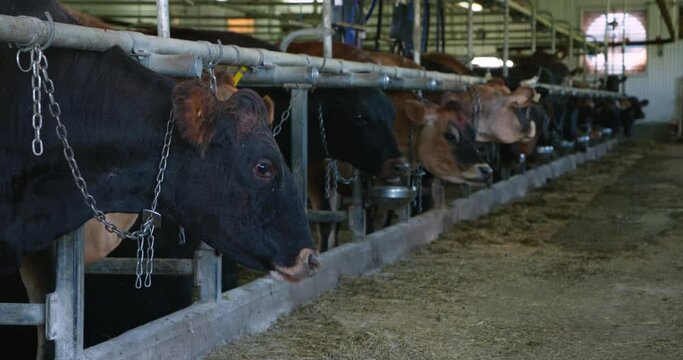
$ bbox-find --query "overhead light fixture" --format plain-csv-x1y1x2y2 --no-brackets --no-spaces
457,1,483,12
216,0,228,2
470,57,514,68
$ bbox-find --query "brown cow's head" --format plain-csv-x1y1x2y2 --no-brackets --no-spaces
443,84,537,144
171,80,319,282
402,96,493,185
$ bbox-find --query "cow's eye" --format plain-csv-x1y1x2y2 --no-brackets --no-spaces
444,131,458,143
252,159,274,179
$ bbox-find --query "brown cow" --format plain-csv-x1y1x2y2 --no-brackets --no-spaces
418,53,538,145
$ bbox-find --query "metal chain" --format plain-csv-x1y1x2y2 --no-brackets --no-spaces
201,40,223,95
272,95,292,137
16,45,45,155
16,44,175,289
410,166,426,213
317,103,358,198
178,225,186,246
468,85,482,130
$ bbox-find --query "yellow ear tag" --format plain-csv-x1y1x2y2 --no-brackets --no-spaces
233,66,249,86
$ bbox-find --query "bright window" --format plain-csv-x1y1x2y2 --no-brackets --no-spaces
226,18,255,34
582,10,647,74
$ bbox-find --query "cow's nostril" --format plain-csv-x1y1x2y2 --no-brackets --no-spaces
307,253,321,271
391,160,410,174
479,165,493,177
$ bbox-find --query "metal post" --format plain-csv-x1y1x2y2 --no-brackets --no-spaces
503,0,509,77
604,0,611,80
551,17,556,53
322,0,333,58
194,242,222,302
348,177,366,240
430,179,445,209
530,1,537,53
46,227,85,360
290,86,310,207
582,32,588,82
467,0,474,69
568,26,575,72
621,0,627,94
156,0,170,38
413,0,422,64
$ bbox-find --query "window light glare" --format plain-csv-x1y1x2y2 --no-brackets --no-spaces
470,57,514,68
457,2,483,12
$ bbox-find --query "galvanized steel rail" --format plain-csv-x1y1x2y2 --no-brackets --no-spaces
0,13,621,98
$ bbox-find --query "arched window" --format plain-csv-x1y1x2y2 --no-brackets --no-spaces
582,10,647,74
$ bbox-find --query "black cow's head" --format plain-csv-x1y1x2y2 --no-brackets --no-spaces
315,88,409,181
171,80,319,282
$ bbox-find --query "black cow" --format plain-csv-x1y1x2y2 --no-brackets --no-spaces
1,0,321,354
163,27,408,181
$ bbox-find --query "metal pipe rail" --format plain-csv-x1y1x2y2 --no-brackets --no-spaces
0,14,486,90
501,0,599,50
0,14,621,99
535,83,618,98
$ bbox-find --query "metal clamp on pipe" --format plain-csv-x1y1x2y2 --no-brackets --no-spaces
536,145,554,155
140,54,203,78
238,66,320,87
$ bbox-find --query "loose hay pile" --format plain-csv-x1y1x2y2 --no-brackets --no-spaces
208,140,683,360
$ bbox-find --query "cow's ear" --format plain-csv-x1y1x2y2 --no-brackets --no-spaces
405,99,437,125
215,71,239,101
508,86,536,107
172,80,218,154
263,95,275,125
639,99,649,107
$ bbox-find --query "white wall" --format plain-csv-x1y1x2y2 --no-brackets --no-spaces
536,0,681,122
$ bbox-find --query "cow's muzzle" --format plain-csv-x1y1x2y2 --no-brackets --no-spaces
379,157,410,183
271,248,321,282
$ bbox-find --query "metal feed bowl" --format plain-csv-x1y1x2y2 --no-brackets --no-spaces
369,185,418,210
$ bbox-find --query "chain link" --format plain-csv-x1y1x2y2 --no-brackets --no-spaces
178,225,186,246
317,103,358,199
17,44,175,289
272,95,292,137
17,45,45,155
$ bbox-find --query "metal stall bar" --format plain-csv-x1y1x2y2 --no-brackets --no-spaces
194,242,222,302
0,13,621,98
47,227,85,360
86,258,194,275
535,83,620,98
586,34,600,84
466,0,474,69
503,0,509,77
413,0,422,64
537,11,556,53
503,0,598,50
529,0,537,53
288,86,310,207
0,303,45,326
322,0,333,58
621,0,627,94
604,0,611,80
556,20,573,69
156,0,170,38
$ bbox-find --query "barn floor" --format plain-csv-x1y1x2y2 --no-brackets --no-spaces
207,135,683,359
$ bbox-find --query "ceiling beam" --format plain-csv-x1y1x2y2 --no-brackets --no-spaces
655,0,676,40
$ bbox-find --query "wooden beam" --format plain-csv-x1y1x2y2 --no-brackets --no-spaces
655,0,676,40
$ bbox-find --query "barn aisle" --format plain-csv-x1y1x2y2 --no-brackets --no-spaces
208,137,683,360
